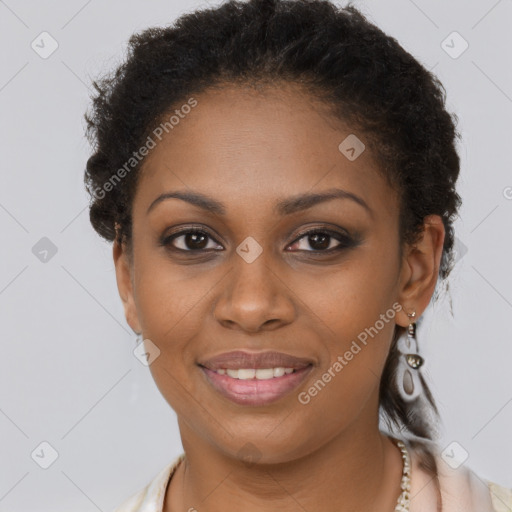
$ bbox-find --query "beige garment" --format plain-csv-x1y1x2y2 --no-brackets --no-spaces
406,441,511,512
113,442,512,512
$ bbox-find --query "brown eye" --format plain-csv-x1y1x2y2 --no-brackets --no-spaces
162,229,223,252
306,232,331,250
288,229,354,253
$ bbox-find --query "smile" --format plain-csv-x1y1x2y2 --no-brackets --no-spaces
199,364,313,406
212,367,295,379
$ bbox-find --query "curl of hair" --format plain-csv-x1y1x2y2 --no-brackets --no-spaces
84,1,462,506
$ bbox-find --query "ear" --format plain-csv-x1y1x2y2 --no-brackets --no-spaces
396,214,445,327
113,238,142,335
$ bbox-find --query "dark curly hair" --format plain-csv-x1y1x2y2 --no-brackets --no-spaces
84,0,462,506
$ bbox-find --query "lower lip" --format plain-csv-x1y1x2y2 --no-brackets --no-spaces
200,365,313,406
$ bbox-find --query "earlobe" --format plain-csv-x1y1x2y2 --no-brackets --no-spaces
396,215,445,327
113,240,142,334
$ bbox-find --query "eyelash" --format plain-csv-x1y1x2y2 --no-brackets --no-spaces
159,226,357,255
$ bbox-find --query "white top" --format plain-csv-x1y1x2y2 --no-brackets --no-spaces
113,441,512,512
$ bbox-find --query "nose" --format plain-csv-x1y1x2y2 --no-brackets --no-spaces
213,252,296,333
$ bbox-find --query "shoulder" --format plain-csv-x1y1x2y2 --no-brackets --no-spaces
403,437,511,512
112,453,185,512
485,480,512,512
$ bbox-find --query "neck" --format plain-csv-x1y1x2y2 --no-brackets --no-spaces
165,417,404,512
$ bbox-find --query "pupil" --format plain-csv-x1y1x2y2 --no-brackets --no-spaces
310,233,329,250
187,232,207,250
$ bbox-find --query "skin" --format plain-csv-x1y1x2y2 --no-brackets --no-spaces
113,82,445,512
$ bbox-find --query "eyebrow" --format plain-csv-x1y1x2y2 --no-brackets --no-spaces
146,188,372,217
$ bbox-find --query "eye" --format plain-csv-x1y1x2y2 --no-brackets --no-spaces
161,228,223,252
287,229,354,253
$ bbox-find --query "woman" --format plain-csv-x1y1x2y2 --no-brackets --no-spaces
84,0,512,510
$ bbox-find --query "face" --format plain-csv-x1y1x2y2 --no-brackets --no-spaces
114,82,444,464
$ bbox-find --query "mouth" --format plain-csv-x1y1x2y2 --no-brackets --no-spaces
199,364,313,407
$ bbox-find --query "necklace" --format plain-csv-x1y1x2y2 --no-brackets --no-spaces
394,439,411,511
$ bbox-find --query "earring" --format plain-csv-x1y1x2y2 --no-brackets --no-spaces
396,310,425,402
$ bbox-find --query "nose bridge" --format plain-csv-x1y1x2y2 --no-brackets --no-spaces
231,228,275,293
231,243,277,307
213,241,294,330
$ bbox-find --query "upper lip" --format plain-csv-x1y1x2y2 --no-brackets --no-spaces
198,350,314,370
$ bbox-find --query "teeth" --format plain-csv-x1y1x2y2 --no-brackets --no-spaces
255,369,274,379
216,367,297,380
270,367,284,378
238,369,256,379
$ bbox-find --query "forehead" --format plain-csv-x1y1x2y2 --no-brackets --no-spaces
134,83,398,221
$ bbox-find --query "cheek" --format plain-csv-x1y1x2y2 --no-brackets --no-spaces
294,318,395,445
288,259,397,413
130,251,226,396
289,249,398,342
132,241,208,337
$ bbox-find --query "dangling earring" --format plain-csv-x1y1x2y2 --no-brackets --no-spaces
396,310,425,402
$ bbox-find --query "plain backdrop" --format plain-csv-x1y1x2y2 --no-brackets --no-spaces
0,0,511,510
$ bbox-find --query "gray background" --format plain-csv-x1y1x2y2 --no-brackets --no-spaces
0,0,511,510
